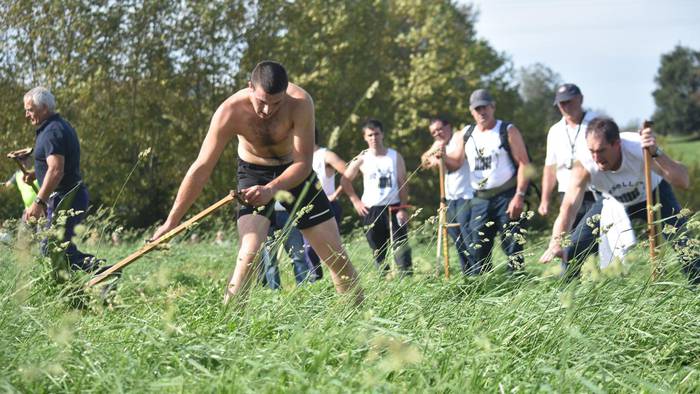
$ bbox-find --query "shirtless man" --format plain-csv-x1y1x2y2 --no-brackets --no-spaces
151,61,363,305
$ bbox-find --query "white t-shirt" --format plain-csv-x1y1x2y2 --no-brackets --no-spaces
579,132,662,207
360,148,401,207
464,120,516,190
545,111,599,192
312,147,336,197
445,134,473,200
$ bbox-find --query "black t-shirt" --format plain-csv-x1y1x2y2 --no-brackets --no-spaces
34,113,82,193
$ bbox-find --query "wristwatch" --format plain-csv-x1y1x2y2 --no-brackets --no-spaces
34,197,47,207
651,147,663,158
516,191,527,198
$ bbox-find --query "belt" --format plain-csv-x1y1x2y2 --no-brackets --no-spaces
474,177,517,200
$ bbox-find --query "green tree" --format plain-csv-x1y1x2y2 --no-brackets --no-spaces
514,63,562,165
652,45,700,135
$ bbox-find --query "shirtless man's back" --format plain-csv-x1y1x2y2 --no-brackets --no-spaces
152,61,363,306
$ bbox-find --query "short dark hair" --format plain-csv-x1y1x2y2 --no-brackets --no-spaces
250,61,289,94
362,118,383,133
429,116,451,127
586,116,620,144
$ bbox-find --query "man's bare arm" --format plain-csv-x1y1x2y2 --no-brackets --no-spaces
37,154,64,202
395,152,410,224
325,149,353,200
444,129,465,172
540,162,590,263
506,125,530,219
340,155,368,216
539,164,557,216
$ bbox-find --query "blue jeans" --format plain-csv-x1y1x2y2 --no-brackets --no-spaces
446,198,473,274
42,184,99,271
468,188,525,273
260,210,310,290
563,180,700,283
303,200,342,281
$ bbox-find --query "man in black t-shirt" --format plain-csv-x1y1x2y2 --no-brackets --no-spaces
23,86,103,273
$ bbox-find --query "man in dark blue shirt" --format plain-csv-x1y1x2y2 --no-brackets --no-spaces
23,86,102,273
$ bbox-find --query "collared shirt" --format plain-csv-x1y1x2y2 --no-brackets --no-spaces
34,113,83,193
545,111,598,192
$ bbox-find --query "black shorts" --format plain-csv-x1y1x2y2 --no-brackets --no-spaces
236,158,334,229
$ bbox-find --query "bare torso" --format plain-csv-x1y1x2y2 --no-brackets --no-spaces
218,83,311,166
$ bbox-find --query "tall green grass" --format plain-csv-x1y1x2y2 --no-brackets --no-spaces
0,218,699,393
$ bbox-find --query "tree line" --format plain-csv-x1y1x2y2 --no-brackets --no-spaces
0,1,697,228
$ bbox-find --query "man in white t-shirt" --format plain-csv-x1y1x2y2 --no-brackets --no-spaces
540,117,698,283
445,89,531,273
342,119,412,276
421,117,475,274
539,83,599,226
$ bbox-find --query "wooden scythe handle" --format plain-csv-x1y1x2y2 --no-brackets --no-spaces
87,191,239,287
641,120,658,279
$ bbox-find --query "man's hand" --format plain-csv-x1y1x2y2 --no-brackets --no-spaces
151,220,179,242
240,185,275,206
538,199,549,216
23,202,46,222
396,209,409,225
506,194,524,220
23,171,36,184
351,198,369,217
539,240,564,264
639,125,657,155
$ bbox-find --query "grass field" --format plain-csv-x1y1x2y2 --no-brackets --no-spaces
665,135,700,165
1,219,699,393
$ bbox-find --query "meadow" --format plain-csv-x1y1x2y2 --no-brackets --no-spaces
1,214,699,393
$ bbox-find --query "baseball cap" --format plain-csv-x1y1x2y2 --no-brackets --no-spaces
469,89,494,110
553,83,582,105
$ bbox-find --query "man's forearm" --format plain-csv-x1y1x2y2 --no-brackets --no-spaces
515,165,529,195
541,166,556,202
37,168,63,202
166,165,211,225
266,162,311,192
654,155,690,189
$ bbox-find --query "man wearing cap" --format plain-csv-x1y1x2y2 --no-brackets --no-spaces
540,117,699,283
539,83,599,226
445,89,530,273
421,117,475,274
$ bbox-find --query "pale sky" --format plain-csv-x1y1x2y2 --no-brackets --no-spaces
467,0,700,126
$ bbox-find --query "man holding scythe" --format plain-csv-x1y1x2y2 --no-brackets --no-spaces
151,61,363,306
539,117,699,283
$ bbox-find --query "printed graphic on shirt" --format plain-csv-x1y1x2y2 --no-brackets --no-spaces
474,155,492,171
367,168,393,190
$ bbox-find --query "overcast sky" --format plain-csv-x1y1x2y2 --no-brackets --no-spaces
465,0,700,127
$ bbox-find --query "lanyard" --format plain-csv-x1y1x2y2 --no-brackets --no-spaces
565,111,586,160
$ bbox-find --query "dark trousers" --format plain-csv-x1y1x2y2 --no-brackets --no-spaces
468,188,526,273
303,200,342,281
42,184,97,271
446,198,473,274
563,180,700,283
363,204,413,275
